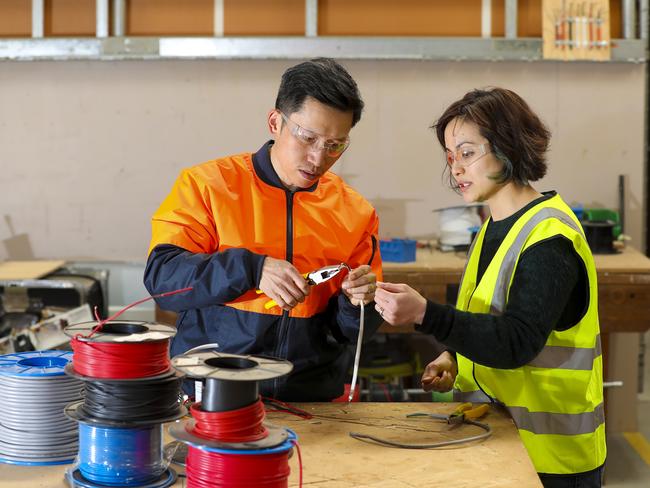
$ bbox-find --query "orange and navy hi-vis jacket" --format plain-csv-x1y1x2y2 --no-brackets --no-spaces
144,141,383,401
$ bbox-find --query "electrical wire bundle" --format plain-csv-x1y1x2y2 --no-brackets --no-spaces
70,339,171,378
76,423,166,486
0,351,83,466
81,374,183,422
170,351,302,488
62,320,185,488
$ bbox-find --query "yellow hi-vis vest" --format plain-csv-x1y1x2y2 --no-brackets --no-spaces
453,194,606,475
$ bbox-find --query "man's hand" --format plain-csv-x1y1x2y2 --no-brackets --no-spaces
421,351,458,393
374,281,427,326
258,257,310,311
341,265,376,306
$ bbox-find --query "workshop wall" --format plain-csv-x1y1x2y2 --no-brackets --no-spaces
0,0,625,38
0,59,645,261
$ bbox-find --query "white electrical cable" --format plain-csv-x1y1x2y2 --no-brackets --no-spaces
347,303,364,402
0,353,84,465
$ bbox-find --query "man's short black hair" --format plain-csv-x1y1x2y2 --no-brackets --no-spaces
275,58,364,127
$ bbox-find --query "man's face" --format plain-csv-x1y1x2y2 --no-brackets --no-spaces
268,97,353,191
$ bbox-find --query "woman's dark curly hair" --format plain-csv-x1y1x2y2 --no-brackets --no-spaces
432,87,550,189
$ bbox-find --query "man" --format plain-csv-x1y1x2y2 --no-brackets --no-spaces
144,58,383,401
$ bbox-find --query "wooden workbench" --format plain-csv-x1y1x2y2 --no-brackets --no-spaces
0,403,542,488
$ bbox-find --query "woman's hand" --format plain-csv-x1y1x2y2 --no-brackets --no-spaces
373,281,427,325
421,351,458,392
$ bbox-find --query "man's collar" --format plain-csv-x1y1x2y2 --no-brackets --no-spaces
251,140,319,193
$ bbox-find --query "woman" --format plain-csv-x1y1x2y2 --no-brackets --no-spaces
375,88,605,488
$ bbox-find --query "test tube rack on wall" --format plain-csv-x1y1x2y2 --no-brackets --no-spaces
542,0,612,61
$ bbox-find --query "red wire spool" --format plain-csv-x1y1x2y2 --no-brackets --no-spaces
65,321,176,379
168,352,301,486
186,446,291,488
71,339,170,379
190,399,268,443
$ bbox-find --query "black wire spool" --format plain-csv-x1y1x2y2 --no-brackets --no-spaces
64,371,186,426
171,351,293,412
583,220,618,254
169,351,294,451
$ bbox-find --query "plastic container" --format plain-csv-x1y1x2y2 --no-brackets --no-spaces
379,239,416,263
570,205,584,221
583,208,621,238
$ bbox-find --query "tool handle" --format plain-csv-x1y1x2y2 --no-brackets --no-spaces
463,403,490,420
451,402,489,420
255,289,279,309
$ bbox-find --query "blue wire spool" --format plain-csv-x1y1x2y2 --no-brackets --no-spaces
0,350,72,377
66,468,178,488
185,428,298,456
67,467,177,488
77,423,169,487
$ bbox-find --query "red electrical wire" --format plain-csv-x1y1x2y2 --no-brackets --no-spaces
186,446,291,488
292,440,303,488
190,399,268,443
71,338,171,379
262,397,314,420
83,286,193,338
69,286,193,378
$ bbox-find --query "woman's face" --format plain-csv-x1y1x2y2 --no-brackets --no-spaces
443,117,504,204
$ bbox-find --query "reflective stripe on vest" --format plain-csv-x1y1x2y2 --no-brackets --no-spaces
491,207,584,314
453,389,492,403
528,334,602,370
509,402,605,436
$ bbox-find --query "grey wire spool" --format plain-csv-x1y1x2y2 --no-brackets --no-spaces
0,351,84,465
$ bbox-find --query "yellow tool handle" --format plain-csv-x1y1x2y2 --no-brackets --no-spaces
457,403,490,420
452,402,472,415
255,273,311,310
255,289,278,309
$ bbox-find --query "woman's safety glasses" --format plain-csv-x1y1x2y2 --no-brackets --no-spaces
445,143,490,169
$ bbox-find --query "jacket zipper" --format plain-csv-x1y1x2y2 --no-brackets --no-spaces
273,190,294,396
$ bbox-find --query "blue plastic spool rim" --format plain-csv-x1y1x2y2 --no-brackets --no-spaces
0,350,72,377
185,429,298,456
0,456,75,467
68,467,177,488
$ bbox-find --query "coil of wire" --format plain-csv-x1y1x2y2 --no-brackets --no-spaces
0,351,83,465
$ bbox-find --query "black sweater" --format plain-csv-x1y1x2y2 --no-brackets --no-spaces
415,192,589,369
